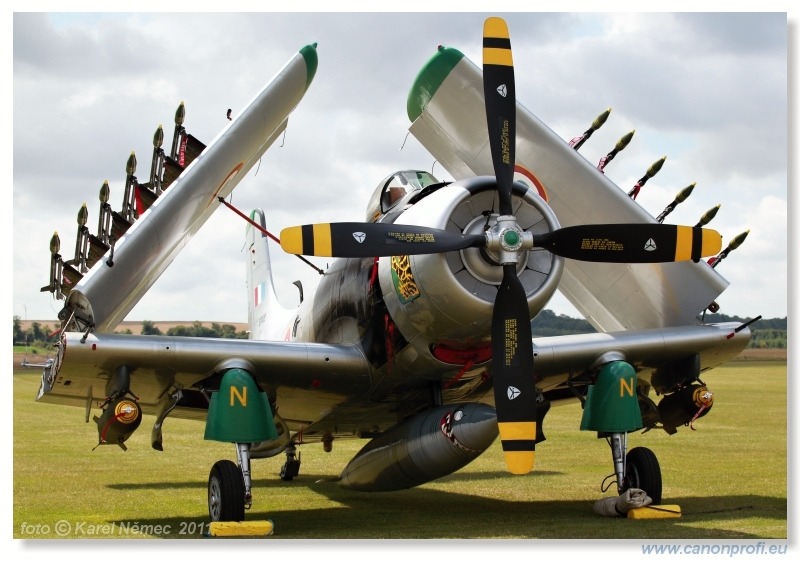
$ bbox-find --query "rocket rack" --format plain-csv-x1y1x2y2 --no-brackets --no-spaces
41,103,206,301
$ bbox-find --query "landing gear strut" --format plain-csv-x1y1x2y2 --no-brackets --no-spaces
280,442,301,481
208,442,252,522
603,432,662,504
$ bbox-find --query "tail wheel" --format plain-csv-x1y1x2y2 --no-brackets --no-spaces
623,446,662,504
208,459,245,522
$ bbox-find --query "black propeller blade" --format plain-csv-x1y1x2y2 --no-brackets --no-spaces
533,223,722,263
482,16,539,474
280,222,484,258
483,17,516,216
492,264,538,474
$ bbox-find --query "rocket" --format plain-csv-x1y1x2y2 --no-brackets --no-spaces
68,204,90,273
695,204,721,228
597,129,634,172
628,156,666,199
656,183,696,223
569,108,611,150
40,232,62,295
708,230,749,268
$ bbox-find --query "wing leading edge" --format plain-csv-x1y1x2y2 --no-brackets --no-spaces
532,322,750,392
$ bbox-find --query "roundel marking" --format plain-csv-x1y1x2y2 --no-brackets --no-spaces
514,164,548,201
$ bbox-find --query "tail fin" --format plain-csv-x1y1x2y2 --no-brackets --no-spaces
246,209,296,340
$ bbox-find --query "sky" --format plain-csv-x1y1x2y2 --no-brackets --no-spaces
9,10,791,329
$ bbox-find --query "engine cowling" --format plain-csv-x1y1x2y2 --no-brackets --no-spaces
378,176,564,348
339,403,498,491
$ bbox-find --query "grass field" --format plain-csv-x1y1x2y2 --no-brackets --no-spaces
12,360,788,542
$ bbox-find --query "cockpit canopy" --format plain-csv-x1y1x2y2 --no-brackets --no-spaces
366,170,441,222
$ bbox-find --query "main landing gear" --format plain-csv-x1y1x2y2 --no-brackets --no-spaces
207,441,304,522
208,443,252,522
204,368,279,522
603,432,663,504
580,361,663,505
280,442,301,481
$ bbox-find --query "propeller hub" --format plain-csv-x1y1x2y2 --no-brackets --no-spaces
452,185,560,288
485,215,533,264
502,229,520,249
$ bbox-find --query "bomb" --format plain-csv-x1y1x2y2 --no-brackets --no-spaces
657,384,713,434
93,397,142,451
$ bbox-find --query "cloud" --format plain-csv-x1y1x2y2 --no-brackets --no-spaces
11,12,789,323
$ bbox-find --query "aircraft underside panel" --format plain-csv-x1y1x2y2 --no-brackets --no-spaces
407,48,729,332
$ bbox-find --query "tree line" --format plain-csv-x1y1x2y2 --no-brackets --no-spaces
14,311,786,350
531,310,786,349
13,318,249,349
134,320,249,339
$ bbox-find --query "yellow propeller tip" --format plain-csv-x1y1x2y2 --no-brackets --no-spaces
504,451,536,475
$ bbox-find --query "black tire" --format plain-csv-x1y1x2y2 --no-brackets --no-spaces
280,463,293,481
622,446,662,505
280,460,299,481
208,459,245,522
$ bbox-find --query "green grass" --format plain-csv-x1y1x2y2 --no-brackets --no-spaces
12,361,787,540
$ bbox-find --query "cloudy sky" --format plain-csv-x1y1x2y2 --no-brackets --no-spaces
9,8,791,328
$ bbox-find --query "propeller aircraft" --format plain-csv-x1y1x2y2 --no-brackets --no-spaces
36,17,752,523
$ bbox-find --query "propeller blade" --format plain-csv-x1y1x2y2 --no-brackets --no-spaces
280,222,484,258
534,224,722,263
483,16,516,216
484,17,539,475
491,265,537,474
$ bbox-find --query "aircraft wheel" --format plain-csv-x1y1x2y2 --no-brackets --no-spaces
280,459,300,481
208,459,245,522
622,446,662,504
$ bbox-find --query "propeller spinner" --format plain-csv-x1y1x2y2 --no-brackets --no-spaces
279,17,723,475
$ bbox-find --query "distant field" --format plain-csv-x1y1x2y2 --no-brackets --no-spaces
12,359,787,541
732,347,788,361
16,319,249,337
